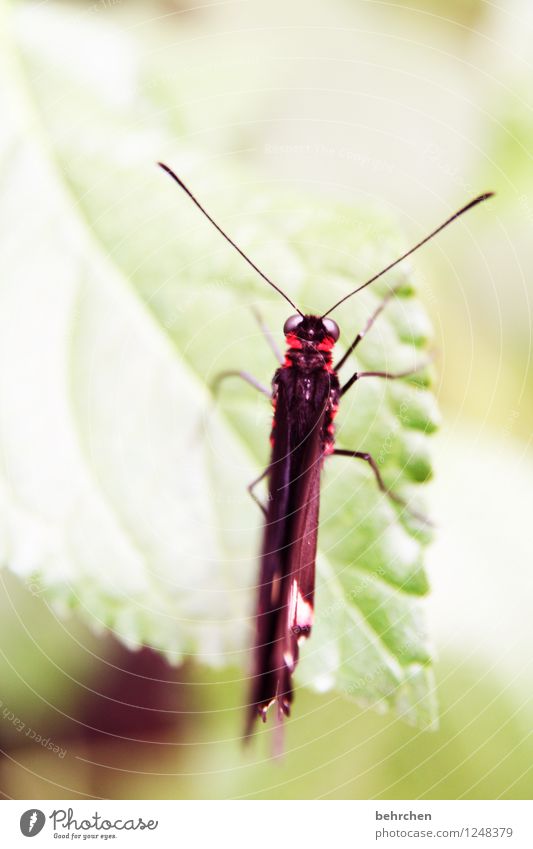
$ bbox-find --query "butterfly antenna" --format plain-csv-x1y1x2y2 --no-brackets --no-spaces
322,192,494,317
158,163,303,316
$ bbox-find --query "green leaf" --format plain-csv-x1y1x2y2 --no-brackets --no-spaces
0,1,438,726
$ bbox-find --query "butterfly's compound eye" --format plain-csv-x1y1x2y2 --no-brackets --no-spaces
322,318,340,341
283,314,303,335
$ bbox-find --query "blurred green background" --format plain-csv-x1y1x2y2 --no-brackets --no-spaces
0,0,532,799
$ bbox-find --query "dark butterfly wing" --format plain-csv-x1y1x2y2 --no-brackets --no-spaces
245,371,327,735
278,425,322,686
244,379,292,733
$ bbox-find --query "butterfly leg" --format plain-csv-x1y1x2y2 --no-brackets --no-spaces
331,449,431,525
211,370,271,397
250,306,283,364
210,367,272,514
332,449,404,506
208,372,271,512
335,285,401,371
340,360,430,396
211,308,281,396
247,467,270,516
198,371,270,446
